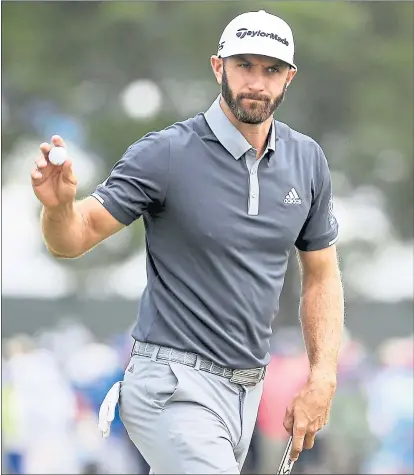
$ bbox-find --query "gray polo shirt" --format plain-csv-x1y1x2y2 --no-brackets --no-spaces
91,96,339,369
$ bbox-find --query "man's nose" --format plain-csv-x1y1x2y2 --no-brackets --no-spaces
247,74,266,92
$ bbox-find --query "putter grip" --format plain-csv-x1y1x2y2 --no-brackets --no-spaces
277,436,295,474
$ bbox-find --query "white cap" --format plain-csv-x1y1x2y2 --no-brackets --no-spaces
217,10,296,70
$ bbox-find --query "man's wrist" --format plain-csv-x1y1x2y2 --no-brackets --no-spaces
308,366,337,388
43,202,75,222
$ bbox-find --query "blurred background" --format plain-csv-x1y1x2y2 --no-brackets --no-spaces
1,1,413,474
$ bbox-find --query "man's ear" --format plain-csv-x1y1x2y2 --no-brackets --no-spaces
211,55,224,85
286,67,297,87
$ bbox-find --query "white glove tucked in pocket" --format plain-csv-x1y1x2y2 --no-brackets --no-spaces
98,381,121,438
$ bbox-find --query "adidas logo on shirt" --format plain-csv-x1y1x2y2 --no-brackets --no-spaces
284,188,302,205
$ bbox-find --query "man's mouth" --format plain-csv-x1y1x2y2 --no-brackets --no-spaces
240,96,268,103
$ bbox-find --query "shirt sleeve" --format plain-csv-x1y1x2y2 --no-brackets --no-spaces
295,145,339,251
90,133,170,226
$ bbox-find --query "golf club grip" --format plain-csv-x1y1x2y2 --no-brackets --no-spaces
277,436,295,474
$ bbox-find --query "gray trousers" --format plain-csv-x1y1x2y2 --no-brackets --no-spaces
119,353,263,474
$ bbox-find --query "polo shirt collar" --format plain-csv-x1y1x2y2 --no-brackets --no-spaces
204,95,276,160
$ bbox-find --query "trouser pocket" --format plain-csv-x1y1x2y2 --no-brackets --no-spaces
121,355,181,412
144,360,181,410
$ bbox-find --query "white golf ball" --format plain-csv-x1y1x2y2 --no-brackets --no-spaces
49,147,68,165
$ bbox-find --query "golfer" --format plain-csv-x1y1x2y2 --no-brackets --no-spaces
32,10,344,474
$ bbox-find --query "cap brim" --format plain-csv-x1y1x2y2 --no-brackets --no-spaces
219,44,297,70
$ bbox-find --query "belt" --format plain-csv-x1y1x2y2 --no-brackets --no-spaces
131,340,265,386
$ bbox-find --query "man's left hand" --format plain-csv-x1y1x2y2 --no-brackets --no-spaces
283,373,336,461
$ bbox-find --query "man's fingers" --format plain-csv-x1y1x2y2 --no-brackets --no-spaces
61,159,77,185
40,142,52,161
303,431,316,450
290,423,307,461
35,155,48,169
31,167,43,181
51,135,66,148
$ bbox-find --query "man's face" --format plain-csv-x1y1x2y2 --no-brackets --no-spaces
219,54,295,124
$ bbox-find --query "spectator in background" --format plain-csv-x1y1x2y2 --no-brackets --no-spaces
2,358,23,475
2,334,80,474
363,336,414,475
325,329,374,473
3,321,151,475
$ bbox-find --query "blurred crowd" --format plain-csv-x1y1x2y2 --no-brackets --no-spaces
2,319,413,475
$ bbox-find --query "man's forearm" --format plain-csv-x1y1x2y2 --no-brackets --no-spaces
41,203,87,258
299,270,344,382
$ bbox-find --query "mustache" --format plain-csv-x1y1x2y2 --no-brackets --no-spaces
237,93,271,103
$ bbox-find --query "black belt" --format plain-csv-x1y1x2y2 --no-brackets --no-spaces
131,340,265,386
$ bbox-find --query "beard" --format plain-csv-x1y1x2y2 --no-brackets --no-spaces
221,66,288,125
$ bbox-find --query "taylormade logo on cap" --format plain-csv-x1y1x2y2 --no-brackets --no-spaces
235,28,289,46
217,10,297,70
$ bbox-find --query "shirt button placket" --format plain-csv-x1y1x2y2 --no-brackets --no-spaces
248,161,260,216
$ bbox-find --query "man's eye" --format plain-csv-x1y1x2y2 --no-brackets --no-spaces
238,63,251,69
268,67,280,73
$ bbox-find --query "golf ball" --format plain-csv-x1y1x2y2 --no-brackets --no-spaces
49,147,68,165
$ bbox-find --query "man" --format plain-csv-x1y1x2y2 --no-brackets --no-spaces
31,10,344,474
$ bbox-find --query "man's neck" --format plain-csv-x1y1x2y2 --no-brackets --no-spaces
219,96,272,158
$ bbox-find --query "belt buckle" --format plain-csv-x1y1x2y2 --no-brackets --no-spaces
230,368,264,386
